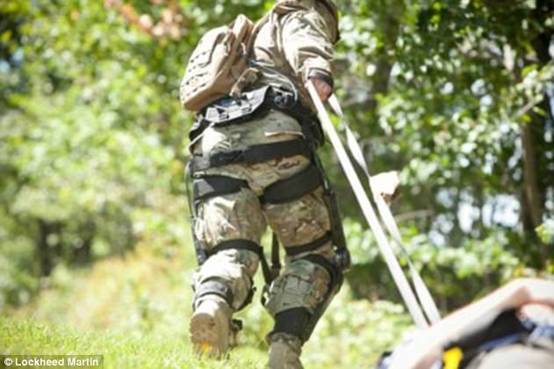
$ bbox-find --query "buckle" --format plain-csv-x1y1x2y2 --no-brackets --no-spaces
271,89,294,110
334,247,351,271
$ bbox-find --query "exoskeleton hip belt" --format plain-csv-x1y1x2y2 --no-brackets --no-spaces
188,85,324,147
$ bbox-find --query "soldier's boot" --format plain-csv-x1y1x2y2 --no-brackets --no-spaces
189,295,233,357
267,333,304,369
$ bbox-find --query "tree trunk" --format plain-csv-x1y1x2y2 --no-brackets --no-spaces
519,0,552,263
36,219,61,277
521,122,543,231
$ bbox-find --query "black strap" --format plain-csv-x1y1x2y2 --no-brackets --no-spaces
312,154,351,270
189,139,312,173
260,164,322,204
285,232,333,257
271,307,311,339
193,175,249,204
271,232,281,279
185,162,208,265
208,239,274,285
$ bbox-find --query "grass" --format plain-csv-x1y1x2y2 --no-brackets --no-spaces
0,318,267,369
1,215,411,369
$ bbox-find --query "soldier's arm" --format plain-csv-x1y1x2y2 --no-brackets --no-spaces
281,4,337,100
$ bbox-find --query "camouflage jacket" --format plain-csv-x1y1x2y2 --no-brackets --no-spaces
251,0,339,109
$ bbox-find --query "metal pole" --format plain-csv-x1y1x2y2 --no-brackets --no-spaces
307,81,429,328
328,94,441,324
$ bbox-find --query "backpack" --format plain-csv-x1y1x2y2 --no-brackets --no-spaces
179,14,259,112
180,1,338,112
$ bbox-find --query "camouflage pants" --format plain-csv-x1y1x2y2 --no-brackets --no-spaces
190,110,339,332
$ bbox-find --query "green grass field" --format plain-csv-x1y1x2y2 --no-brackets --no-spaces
0,318,268,369
1,239,410,369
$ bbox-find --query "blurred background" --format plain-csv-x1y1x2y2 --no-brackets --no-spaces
0,0,553,368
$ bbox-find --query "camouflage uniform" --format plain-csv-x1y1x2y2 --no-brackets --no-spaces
188,1,342,367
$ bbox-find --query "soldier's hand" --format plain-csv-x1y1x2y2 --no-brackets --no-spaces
307,78,332,102
370,171,400,204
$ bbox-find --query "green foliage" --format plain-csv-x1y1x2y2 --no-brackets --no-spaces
536,219,554,245
333,0,554,303
0,0,191,306
1,0,553,365
344,217,523,306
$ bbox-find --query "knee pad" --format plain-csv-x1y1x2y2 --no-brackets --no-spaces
264,259,330,315
264,256,343,342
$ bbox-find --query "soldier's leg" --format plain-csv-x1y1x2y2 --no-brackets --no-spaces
189,109,317,357
263,177,343,369
190,185,266,356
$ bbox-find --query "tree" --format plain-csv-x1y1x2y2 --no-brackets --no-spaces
337,0,553,306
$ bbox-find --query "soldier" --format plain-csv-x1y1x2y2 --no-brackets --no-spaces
380,278,554,369
184,0,346,368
